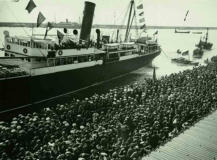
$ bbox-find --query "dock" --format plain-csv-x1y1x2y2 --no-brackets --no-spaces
143,110,217,160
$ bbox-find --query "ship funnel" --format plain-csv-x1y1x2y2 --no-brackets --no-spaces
79,1,96,43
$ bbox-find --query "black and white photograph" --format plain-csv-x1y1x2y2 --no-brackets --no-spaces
0,0,217,159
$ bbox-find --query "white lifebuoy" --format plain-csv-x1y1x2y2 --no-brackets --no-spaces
58,50,63,56
23,48,28,54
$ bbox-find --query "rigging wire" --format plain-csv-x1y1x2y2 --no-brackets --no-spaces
161,48,173,59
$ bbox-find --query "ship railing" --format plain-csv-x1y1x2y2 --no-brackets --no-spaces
30,53,105,69
107,49,136,54
0,74,30,80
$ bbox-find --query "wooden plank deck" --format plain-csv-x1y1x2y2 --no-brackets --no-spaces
143,110,217,160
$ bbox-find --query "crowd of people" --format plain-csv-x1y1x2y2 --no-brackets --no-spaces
1,63,217,160
0,65,28,79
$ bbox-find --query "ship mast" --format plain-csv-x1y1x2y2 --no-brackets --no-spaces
205,28,208,43
125,0,134,42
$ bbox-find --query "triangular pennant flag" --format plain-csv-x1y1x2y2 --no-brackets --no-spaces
37,12,46,27
153,30,158,35
139,11,144,16
47,22,53,31
137,4,143,9
140,24,146,29
25,0,36,13
57,30,64,42
139,18,145,23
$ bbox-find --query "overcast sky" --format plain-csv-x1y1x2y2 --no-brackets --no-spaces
0,0,217,27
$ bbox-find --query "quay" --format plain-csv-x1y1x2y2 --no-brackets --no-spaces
143,110,217,160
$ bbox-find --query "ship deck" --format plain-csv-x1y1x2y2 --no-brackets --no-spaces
143,110,217,160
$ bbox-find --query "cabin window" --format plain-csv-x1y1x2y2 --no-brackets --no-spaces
6,38,12,43
88,55,94,61
55,58,60,66
13,38,19,45
26,58,31,62
27,42,30,47
73,57,78,63
37,43,41,48
95,54,103,60
60,58,66,65
47,59,55,66
36,58,41,62
78,56,88,63
67,57,73,64
120,52,126,57
109,53,119,59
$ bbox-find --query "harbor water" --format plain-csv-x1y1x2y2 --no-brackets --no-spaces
0,27,217,99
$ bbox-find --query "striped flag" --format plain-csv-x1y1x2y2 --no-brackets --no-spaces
139,18,145,23
137,4,143,9
25,0,36,13
37,12,46,27
47,22,53,31
139,11,144,16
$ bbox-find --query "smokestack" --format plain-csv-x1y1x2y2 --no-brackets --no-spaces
79,1,96,43
116,29,119,42
96,29,100,48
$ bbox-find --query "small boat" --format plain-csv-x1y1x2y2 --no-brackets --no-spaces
177,49,181,54
193,47,204,58
195,28,213,50
192,31,202,34
175,29,190,34
182,50,189,56
171,57,198,66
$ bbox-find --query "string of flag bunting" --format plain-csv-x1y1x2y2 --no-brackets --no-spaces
137,3,146,30
25,0,63,42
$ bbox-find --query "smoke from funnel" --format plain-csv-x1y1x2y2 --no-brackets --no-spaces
79,1,96,43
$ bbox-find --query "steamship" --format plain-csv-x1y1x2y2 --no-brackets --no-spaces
0,0,161,111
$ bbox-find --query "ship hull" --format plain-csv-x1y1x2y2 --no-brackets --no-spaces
0,51,160,111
